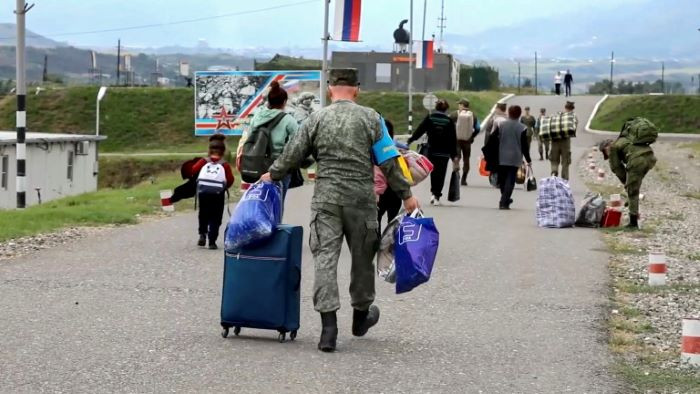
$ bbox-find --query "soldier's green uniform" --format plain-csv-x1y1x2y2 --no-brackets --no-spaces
268,71,412,313
520,113,536,153
607,136,657,217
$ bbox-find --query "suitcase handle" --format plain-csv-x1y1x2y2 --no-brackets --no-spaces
293,266,302,292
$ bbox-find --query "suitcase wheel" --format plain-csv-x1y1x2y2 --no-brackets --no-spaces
290,331,297,341
233,327,241,336
278,332,286,343
221,327,229,338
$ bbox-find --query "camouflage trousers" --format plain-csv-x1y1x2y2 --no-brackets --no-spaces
550,138,572,180
310,202,380,313
626,156,657,216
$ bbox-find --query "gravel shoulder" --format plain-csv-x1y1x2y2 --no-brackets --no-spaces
578,141,700,392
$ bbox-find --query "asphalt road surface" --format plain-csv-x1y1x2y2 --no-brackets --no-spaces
0,95,622,393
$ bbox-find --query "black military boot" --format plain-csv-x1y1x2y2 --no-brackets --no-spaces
197,234,206,247
318,311,338,352
627,214,639,229
352,305,380,337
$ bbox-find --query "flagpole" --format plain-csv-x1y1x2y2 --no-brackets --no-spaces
321,0,330,107
408,0,414,134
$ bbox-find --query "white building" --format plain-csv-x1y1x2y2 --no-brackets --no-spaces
0,132,106,209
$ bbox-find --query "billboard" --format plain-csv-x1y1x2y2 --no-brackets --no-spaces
194,70,321,136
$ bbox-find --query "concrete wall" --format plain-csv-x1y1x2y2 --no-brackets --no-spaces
331,51,459,92
0,141,98,209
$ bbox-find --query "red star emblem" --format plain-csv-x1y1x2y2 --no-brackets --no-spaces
213,106,234,131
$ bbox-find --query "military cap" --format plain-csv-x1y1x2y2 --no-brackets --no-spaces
565,101,575,109
598,139,614,159
458,98,470,106
328,68,360,86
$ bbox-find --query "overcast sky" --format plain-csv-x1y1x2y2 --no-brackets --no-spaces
0,0,646,50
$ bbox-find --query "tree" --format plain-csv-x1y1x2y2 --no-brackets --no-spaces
522,78,532,88
459,62,500,91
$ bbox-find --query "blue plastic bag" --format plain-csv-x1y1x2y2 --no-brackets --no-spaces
394,212,439,294
225,182,282,252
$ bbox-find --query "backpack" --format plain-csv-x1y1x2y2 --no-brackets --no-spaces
197,160,227,195
621,117,658,145
456,110,475,141
240,112,287,183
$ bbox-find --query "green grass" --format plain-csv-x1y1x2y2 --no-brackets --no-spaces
0,172,188,241
0,86,501,153
591,95,700,134
356,90,503,135
614,363,700,393
0,86,200,152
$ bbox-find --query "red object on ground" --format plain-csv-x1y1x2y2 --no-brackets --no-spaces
600,208,622,227
478,156,490,177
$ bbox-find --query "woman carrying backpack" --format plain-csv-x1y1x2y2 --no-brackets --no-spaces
245,81,299,200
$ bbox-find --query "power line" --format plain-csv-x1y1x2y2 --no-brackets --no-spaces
0,0,316,41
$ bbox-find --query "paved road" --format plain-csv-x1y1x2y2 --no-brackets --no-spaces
0,95,621,393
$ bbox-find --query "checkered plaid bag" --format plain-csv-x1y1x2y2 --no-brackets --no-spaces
539,112,578,141
536,176,576,228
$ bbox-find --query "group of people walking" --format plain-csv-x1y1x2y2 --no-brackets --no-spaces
187,67,653,353
406,97,579,210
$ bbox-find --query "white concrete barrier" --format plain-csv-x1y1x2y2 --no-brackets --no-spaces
681,318,700,366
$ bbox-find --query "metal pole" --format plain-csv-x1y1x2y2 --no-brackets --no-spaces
15,0,32,209
534,51,538,95
408,0,414,134
421,0,427,41
96,99,100,137
517,61,521,93
437,0,445,53
609,51,614,94
320,0,330,107
116,39,121,86
661,61,665,93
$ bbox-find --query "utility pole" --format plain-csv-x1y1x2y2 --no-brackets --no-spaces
661,61,665,94
15,0,33,209
408,0,414,134
421,0,427,41
437,0,446,53
534,52,538,95
517,61,521,93
116,39,121,86
320,0,330,107
42,54,48,83
609,51,615,94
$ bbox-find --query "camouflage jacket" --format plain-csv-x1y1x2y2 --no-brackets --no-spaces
609,136,656,183
269,100,412,207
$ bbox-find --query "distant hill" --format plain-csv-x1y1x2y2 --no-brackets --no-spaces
446,0,700,60
0,23,67,48
0,44,254,83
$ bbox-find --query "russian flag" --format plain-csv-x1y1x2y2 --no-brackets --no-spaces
334,0,361,42
415,40,434,69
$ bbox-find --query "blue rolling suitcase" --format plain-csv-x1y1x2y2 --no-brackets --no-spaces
220,225,302,342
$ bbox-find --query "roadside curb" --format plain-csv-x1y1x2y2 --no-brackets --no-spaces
584,95,700,142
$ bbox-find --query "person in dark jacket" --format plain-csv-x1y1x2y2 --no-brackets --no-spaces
493,105,532,209
407,99,458,205
564,70,574,97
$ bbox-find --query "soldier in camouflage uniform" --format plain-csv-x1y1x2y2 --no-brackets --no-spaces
262,69,419,352
599,119,658,228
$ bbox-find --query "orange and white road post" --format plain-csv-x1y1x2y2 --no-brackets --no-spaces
648,250,667,286
160,190,174,213
681,318,700,366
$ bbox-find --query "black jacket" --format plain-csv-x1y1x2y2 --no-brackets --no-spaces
408,112,458,158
